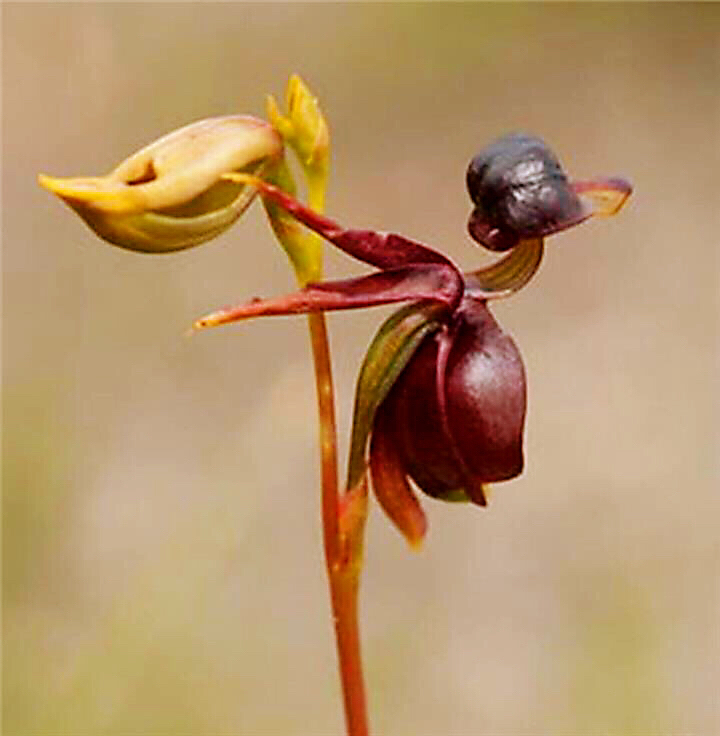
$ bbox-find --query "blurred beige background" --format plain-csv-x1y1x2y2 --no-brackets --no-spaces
3,4,719,735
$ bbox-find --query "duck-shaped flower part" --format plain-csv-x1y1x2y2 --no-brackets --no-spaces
195,133,631,545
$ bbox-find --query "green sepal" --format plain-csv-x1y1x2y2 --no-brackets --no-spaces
260,159,323,284
346,301,447,490
263,76,330,285
436,488,472,503
464,237,544,299
266,75,330,209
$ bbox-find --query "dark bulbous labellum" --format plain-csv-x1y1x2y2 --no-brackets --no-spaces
380,297,526,504
466,133,587,251
187,134,629,529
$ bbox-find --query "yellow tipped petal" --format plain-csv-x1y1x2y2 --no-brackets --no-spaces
38,173,108,199
38,174,144,213
581,188,629,216
265,94,293,141
192,309,231,330
221,172,263,187
574,177,633,217
40,115,283,252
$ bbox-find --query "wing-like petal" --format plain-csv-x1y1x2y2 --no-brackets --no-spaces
223,174,460,270
194,265,459,329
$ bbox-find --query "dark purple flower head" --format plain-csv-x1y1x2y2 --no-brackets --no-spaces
195,135,631,545
467,133,588,252
376,297,526,507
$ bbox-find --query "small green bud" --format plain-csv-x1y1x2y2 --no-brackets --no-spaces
39,115,282,253
262,75,332,283
266,75,329,190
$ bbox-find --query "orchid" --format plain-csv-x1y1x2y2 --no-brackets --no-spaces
39,78,631,736
195,134,631,544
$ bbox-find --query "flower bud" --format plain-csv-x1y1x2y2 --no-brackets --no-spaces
266,75,329,187
39,116,282,252
262,76,331,282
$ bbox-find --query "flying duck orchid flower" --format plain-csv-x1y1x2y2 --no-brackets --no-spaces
39,81,634,733
194,133,632,547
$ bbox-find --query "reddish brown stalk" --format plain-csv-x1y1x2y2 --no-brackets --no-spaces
306,311,369,736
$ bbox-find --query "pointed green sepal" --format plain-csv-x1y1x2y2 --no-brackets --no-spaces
255,160,323,284
247,76,332,285
266,75,330,209
435,487,472,503
346,301,447,491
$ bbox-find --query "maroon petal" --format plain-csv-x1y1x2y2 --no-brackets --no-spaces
194,264,461,328
434,326,489,506
310,264,462,311
381,299,525,504
382,329,471,502
369,402,427,548
234,175,459,270
444,299,526,484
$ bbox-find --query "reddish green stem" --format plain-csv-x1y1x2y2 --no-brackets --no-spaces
306,311,370,736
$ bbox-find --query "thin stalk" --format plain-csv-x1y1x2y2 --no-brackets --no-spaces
306,311,370,736
261,154,369,731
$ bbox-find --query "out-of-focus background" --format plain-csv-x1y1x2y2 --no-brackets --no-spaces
3,4,718,735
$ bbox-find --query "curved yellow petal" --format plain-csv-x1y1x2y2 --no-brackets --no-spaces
39,116,283,252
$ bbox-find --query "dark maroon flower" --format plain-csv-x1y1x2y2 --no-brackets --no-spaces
467,133,588,251
196,134,631,545
376,297,526,506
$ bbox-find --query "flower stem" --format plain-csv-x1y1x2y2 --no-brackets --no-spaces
306,311,370,736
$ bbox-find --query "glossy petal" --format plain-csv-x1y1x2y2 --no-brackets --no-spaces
381,325,476,504
384,299,525,505
465,133,632,253
433,325,489,505
444,301,526,483
466,133,586,251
